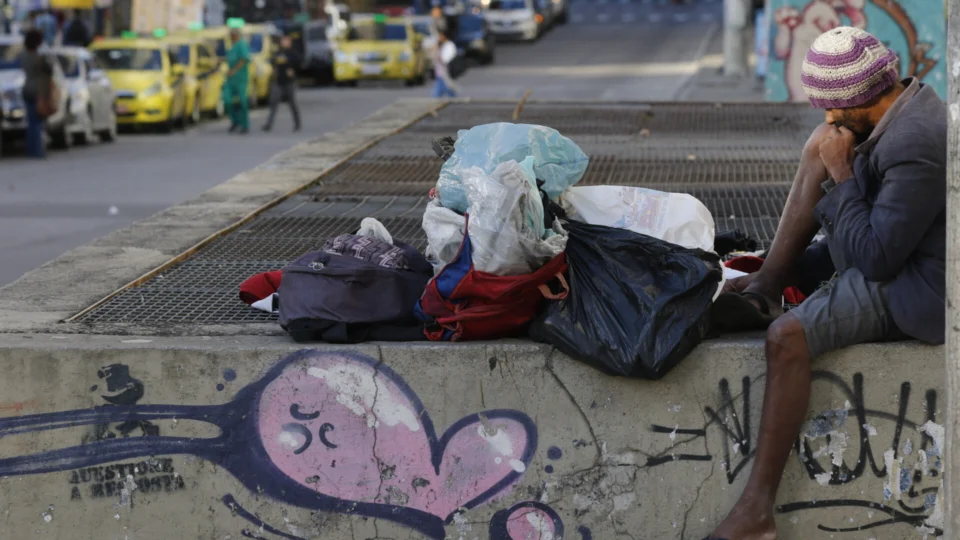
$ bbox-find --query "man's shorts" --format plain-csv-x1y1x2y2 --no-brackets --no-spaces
789,267,906,359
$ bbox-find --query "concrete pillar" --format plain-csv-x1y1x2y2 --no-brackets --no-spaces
946,0,959,537
723,0,751,77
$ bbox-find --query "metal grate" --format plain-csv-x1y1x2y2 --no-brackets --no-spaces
77,102,811,326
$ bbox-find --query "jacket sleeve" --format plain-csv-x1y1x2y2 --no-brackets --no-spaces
813,128,946,282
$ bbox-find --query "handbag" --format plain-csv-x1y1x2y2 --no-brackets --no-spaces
36,79,60,118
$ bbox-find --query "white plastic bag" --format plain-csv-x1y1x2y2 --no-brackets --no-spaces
463,159,565,276
422,159,566,276
562,185,715,252
357,217,393,245
422,199,467,272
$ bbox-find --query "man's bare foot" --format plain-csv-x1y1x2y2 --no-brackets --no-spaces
740,279,785,319
710,501,778,540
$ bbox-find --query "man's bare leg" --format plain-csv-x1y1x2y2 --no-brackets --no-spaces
706,124,834,539
730,123,834,312
709,314,811,539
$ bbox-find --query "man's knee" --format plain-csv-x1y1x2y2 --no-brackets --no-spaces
765,314,809,365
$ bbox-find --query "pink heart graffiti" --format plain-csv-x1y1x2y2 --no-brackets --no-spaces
257,351,538,523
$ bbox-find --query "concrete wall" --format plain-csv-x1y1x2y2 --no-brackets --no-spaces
764,0,946,102
0,336,945,539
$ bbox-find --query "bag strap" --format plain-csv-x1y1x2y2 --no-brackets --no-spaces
538,273,569,301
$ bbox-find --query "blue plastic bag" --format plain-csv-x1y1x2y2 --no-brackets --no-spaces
436,123,589,214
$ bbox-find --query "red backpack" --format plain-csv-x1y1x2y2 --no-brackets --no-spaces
415,220,569,341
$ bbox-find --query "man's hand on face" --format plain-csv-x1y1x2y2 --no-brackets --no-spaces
819,125,857,183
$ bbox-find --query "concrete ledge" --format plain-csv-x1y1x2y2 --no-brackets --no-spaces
0,336,944,539
0,98,445,334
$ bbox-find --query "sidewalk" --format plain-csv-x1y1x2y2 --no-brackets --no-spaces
677,24,767,102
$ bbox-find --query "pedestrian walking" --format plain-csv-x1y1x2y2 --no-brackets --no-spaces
21,29,53,159
262,35,301,132
62,10,91,47
431,30,459,98
29,10,58,46
223,21,251,134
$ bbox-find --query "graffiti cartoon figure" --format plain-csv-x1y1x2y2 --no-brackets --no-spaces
774,0,937,102
774,0,867,101
0,351,539,540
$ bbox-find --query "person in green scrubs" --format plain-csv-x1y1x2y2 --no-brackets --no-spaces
223,23,251,133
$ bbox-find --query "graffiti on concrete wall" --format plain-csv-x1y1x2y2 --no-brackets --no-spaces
646,370,944,536
0,350,569,540
766,0,944,101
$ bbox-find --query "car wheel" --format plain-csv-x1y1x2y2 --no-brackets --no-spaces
480,50,495,65
50,123,72,149
190,95,201,124
98,116,117,143
73,107,95,145
557,9,569,24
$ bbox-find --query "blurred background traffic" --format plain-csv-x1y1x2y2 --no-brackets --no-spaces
0,0,571,154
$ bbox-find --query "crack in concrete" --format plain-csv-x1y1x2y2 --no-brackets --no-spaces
372,347,386,505
680,419,717,540
545,349,602,467
500,356,527,411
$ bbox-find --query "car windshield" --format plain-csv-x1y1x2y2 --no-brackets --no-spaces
93,48,163,70
174,45,191,65
458,15,485,32
412,22,431,35
489,0,527,8
348,23,407,41
306,26,328,41
0,43,23,70
57,54,80,77
249,33,264,53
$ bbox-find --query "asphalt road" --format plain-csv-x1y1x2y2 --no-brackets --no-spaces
0,0,720,287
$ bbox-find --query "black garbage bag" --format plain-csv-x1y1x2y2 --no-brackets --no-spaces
530,220,723,379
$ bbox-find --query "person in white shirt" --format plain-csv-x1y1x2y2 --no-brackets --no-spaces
431,30,459,98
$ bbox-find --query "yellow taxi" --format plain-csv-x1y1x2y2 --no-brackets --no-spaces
175,26,257,108
89,36,188,131
334,16,425,86
243,23,275,104
162,35,227,121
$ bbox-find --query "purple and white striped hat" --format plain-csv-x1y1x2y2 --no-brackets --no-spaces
802,27,900,109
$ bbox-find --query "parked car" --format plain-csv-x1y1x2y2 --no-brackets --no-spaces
452,12,495,64
551,0,569,25
52,47,118,144
334,17,426,86
483,0,542,42
175,27,257,108
244,23,276,104
0,35,73,150
300,20,335,84
163,36,226,121
89,37,188,132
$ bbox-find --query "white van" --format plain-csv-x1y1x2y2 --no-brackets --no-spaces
483,0,541,42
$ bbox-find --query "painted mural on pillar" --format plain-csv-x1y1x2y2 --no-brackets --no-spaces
765,0,945,102
0,350,569,540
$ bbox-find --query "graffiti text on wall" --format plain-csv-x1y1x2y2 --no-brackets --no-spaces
647,371,943,536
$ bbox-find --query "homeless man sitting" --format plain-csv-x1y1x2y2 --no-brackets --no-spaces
706,27,946,540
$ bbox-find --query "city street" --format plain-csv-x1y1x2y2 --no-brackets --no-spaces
0,0,721,286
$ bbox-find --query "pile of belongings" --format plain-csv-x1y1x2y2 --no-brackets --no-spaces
239,122,766,380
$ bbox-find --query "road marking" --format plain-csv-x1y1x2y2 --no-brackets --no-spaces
700,12,714,21
597,12,610,21
673,13,689,22
572,13,585,22
648,13,663,22
622,13,636,22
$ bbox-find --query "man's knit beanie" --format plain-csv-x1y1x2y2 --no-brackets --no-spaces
802,26,900,109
